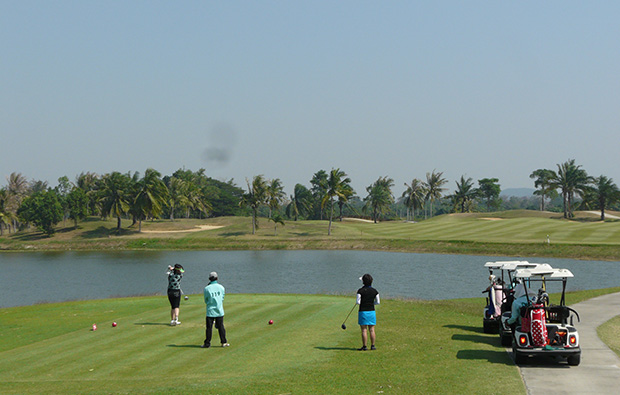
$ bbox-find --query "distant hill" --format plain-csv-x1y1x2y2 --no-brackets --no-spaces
501,188,535,197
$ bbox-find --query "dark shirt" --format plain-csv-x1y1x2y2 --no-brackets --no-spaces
357,286,379,311
168,272,183,290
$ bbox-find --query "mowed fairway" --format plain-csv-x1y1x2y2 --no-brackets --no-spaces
0,294,524,394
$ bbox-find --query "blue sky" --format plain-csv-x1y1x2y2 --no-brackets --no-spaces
2,1,619,197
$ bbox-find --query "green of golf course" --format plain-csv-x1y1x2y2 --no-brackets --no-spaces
2,211,620,260
2,288,620,394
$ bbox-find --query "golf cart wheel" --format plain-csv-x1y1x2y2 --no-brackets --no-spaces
483,320,493,334
500,334,512,347
567,354,581,366
512,346,527,365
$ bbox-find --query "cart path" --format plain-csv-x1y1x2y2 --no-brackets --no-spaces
517,292,620,395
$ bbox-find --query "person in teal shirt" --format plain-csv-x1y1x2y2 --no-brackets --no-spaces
201,272,229,348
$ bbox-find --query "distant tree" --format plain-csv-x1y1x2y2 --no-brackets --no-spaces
424,170,448,218
363,176,394,223
55,176,73,227
98,172,132,232
452,176,477,213
550,159,591,218
76,172,100,215
337,181,355,221
321,168,351,235
529,169,558,211
0,188,14,235
402,178,426,221
268,212,285,236
29,180,49,194
266,178,286,219
240,175,268,234
133,169,169,232
286,184,312,221
477,178,501,211
6,172,28,231
66,187,89,227
166,177,190,221
17,190,63,236
310,170,329,220
590,175,620,221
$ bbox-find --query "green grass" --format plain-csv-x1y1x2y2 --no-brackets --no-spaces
1,294,524,394
3,288,620,394
3,211,620,260
598,316,620,358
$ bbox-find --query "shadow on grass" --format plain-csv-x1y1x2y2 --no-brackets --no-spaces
314,346,359,351
80,226,135,239
134,322,170,326
443,324,483,334
456,349,514,365
167,344,203,348
451,333,502,347
220,232,246,237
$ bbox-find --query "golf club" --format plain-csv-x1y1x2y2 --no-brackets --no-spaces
341,303,357,330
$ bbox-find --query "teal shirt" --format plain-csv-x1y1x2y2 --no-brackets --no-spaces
204,281,225,317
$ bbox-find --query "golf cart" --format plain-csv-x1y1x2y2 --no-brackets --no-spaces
510,266,581,366
482,261,539,337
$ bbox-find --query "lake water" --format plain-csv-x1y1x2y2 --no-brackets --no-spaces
1,250,619,308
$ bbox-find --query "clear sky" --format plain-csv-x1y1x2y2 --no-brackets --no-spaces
2,1,619,197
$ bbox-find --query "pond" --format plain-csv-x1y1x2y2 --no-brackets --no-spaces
1,250,619,308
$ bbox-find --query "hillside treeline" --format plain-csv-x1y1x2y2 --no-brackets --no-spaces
1,159,619,236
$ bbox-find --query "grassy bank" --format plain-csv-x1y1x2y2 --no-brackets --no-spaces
2,210,620,260
1,294,522,394
3,288,619,394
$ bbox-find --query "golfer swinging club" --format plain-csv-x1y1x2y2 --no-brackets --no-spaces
357,273,380,351
167,264,184,326
202,271,230,348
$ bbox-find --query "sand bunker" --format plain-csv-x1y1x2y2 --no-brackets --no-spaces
140,225,224,234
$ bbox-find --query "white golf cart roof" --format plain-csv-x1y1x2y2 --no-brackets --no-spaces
497,261,540,271
514,266,574,279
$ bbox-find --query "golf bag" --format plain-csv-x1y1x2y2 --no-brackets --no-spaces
527,303,548,347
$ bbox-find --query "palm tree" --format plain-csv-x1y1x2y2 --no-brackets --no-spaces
240,175,267,234
133,169,169,232
337,182,355,221
266,178,286,219
363,176,394,223
321,168,351,235
452,176,477,213
6,172,28,231
286,184,312,221
166,177,190,221
591,175,620,221
0,188,14,235
529,169,558,211
402,178,426,221
98,172,131,232
310,170,328,220
551,159,591,218
76,171,100,215
424,170,447,218
268,212,285,236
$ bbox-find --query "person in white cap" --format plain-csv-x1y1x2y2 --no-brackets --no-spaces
202,271,229,348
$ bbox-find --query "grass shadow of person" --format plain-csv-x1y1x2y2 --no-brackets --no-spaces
166,344,203,348
314,346,359,351
134,322,171,326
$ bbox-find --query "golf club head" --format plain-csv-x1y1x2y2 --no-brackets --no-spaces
341,324,346,330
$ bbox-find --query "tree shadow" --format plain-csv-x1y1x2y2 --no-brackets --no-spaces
314,346,359,351
220,231,246,237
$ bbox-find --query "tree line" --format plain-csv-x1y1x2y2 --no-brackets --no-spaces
1,159,619,237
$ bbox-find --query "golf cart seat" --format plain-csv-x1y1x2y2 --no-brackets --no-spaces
547,305,570,324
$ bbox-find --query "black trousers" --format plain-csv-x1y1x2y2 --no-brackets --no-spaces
205,316,227,346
